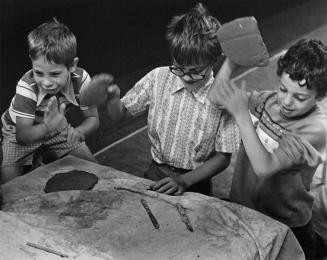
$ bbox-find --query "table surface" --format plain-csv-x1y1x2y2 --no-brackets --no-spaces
1,156,305,260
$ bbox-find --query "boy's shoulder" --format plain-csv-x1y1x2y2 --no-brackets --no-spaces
289,105,327,146
17,70,38,93
20,69,36,85
146,66,170,76
72,67,89,79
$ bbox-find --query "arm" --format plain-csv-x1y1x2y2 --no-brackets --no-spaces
215,80,282,177
151,152,231,195
77,105,99,137
16,96,67,145
65,105,100,144
106,84,132,122
209,58,240,106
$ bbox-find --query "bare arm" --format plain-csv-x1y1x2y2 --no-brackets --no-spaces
151,152,231,195
106,84,132,122
209,57,239,106
76,105,99,137
214,80,282,177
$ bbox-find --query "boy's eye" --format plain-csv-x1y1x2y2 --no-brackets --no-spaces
296,97,307,102
279,86,287,92
50,72,61,77
33,71,43,76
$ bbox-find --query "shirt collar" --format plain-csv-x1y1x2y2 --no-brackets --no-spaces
36,74,79,106
171,70,214,104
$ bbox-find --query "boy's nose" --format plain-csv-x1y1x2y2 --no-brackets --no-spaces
42,78,53,88
283,95,293,106
181,74,193,81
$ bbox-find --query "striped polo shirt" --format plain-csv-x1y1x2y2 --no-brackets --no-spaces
2,67,90,134
121,66,240,170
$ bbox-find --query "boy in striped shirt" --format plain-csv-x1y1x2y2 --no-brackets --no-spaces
211,39,327,258
1,19,99,183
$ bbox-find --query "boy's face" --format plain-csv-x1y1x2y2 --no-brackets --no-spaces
277,73,318,118
170,61,212,91
31,56,77,95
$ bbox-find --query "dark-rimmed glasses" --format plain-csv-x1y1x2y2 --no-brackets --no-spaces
169,66,208,80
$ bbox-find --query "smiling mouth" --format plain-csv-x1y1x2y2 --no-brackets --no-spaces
282,106,293,113
183,80,199,85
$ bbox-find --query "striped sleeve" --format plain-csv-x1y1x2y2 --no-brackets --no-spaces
11,77,37,119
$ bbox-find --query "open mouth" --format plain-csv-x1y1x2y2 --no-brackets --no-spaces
281,105,293,114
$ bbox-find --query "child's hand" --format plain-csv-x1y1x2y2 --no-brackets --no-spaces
107,84,120,102
65,126,85,144
79,73,115,106
150,177,185,196
44,96,67,133
213,80,249,117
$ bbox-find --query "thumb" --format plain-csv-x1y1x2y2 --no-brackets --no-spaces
107,84,120,98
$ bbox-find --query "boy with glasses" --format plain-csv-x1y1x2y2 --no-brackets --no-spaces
104,3,240,196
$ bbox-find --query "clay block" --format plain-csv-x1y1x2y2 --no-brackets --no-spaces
218,17,269,67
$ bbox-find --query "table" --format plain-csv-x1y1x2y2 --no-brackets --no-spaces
1,156,304,259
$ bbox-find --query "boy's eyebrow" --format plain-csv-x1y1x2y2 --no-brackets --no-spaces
280,80,311,98
172,65,207,72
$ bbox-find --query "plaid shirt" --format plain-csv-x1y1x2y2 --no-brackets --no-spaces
122,67,240,169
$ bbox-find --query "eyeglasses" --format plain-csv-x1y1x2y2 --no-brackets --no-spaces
169,66,207,80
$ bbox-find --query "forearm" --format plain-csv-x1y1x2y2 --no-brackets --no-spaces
215,57,238,80
106,99,132,122
235,112,281,177
177,152,231,189
75,116,99,138
16,123,59,145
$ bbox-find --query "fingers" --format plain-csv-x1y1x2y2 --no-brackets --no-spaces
151,178,170,191
91,73,114,86
150,177,184,195
59,102,66,115
47,96,58,113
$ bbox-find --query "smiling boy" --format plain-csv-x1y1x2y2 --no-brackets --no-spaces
1,19,99,183
210,39,327,257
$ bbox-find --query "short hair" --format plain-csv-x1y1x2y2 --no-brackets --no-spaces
28,18,77,68
166,3,222,66
277,39,327,98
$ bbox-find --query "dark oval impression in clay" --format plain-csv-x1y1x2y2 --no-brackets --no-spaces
44,170,99,193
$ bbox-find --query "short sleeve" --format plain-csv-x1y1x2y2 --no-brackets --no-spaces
275,121,327,169
215,110,241,153
12,75,37,119
248,90,276,114
121,70,155,116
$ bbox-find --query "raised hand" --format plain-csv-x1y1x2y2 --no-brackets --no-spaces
79,73,115,106
44,96,67,133
211,80,249,117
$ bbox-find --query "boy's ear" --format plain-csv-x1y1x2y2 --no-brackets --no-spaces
70,57,79,72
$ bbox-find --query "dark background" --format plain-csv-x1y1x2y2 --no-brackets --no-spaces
0,0,307,151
